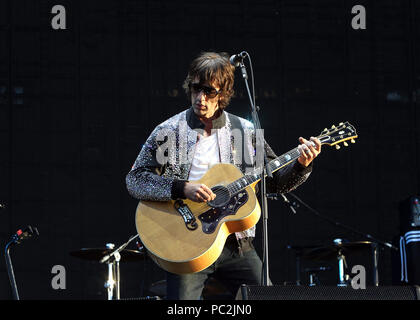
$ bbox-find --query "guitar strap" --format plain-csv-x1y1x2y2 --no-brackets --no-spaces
227,113,252,174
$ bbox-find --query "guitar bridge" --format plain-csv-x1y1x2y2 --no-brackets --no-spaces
198,191,249,234
174,200,198,231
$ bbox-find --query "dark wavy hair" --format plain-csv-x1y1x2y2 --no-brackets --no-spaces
183,51,235,110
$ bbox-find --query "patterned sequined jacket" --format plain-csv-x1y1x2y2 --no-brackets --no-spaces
126,107,312,238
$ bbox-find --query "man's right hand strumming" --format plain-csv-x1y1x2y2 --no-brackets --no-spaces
184,182,216,203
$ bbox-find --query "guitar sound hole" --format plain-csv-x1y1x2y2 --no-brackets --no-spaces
208,185,231,208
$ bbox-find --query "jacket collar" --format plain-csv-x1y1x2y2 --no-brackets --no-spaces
186,106,227,130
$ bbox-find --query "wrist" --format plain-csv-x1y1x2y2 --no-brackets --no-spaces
171,179,188,200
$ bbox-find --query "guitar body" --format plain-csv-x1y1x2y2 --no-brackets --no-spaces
135,163,261,274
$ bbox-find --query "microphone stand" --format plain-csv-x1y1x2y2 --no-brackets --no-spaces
5,241,19,300
237,52,272,286
277,191,397,286
4,226,39,300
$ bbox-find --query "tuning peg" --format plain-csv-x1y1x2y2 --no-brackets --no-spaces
323,128,329,133
331,125,336,129
343,142,348,147
351,139,356,143
339,122,344,126
335,145,341,150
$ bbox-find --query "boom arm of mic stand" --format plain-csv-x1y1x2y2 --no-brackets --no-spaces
267,193,297,214
288,192,398,251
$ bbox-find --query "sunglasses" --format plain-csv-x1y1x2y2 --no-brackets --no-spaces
189,83,221,99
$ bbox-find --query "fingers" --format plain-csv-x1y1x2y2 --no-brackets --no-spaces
196,184,216,202
298,138,313,159
311,137,322,152
298,136,322,166
188,183,216,203
299,137,321,155
201,184,216,201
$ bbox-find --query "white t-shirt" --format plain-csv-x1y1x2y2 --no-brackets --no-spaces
188,133,220,181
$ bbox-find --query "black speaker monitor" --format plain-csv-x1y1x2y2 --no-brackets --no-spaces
237,285,420,300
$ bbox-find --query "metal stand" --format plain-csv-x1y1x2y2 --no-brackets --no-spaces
372,243,379,286
308,273,319,286
286,192,398,286
101,234,139,300
104,243,121,300
5,240,20,300
234,51,272,286
337,249,348,287
4,226,39,300
304,266,331,286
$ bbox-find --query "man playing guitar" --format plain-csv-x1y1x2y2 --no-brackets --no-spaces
126,51,321,300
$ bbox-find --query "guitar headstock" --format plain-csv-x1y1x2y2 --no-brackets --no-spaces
318,122,358,150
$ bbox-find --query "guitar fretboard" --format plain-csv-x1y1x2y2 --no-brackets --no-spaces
225,123,356,196
227,146,302,195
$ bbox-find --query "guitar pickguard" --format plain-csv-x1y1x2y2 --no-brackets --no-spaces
198,191,249,234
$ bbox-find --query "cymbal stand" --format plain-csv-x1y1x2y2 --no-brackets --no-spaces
337,248,348,287
372,243,379,286
101,234,139,300
104,243,120,300
304,266,331,286
308,273,319,287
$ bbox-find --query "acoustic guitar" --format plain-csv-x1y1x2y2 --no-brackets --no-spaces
135,122,358,274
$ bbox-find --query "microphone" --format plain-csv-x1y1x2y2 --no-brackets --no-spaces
9,225,39,245
229,51,247,67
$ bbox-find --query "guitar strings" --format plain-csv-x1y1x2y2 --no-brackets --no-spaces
189,129,354,213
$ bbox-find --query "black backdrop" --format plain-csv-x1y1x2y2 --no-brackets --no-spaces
0,0,419,300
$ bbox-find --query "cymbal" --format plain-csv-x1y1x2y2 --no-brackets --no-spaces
70,248,146,262
302,241,373,261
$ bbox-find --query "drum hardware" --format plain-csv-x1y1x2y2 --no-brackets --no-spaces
69,246,145,262
286,244,319,286
103,243,120,300
335,241,349,287
303,239,373,287
308,273,318,287
304,266,332,286
286,192,398,286
70,234,143,300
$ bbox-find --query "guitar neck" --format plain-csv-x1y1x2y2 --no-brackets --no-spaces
227,134,331,195
227,146,301,195
226,121,357,195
